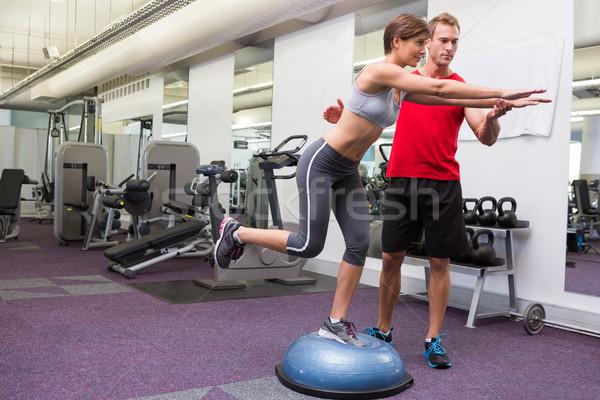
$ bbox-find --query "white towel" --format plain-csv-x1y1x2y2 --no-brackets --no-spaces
451,35,564,140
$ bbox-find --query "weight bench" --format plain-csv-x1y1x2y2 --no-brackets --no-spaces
105,219,210,279
0,169,25,242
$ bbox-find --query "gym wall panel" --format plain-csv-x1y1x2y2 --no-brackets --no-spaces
187,53,235,163
0,126,16,171
10,110,47,130
14,128,46,195
187,52,235,207
0,109,11,126
271,12,355,265
101,75,164,139
0,127,45,203
112,134,138,183
580,116,600,179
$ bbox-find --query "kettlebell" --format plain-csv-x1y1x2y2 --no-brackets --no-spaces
497,197,518,228
471,229,496,266
476,196,498,226
462,198,479,225
453,227,474,263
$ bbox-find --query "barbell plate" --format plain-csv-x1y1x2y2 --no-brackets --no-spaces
522,303,546,335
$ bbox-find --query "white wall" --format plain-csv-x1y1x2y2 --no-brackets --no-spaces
0,126,46,205
0,126,16,170
0,126,45,178
580,116,600,176
187,52,235,206
0,109,10,125
271,13,357,266
101,75,164,137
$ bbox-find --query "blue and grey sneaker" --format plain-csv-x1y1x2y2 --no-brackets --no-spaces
363,326,393,345
424,334,451,369
213,217,245,269
318,318,366,347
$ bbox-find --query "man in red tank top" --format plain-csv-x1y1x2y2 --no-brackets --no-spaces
365,13,514,368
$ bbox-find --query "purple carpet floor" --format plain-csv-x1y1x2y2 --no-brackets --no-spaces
1,221,599,400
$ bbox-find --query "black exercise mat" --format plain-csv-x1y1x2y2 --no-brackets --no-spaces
128,271,370,304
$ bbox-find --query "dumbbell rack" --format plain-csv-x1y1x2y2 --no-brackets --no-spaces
402,220,529,328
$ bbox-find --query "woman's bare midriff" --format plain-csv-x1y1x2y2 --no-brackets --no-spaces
322,111,384,162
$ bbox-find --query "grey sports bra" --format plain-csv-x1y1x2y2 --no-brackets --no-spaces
344,65,405,129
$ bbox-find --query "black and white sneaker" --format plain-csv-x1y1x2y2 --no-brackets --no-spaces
363,326,393,345
213,217,244,269
318,318,366,347
424,334,452,368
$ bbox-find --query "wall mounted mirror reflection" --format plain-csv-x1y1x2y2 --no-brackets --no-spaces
102,115,153,185
229,39,274,223
566,44,600,298
162,68,189,142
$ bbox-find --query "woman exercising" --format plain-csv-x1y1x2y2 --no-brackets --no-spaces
214,13,550,346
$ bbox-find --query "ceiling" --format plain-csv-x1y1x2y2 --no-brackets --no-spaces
1,0,600,115
0,0,148,80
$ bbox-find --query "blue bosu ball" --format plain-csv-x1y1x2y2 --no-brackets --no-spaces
276,333,413,399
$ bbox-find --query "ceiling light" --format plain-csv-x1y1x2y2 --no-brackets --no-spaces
162,131,187,138
232,121,272,130
572,78,600,89
233,81,273,95
162,100,188,109
571,109,600,117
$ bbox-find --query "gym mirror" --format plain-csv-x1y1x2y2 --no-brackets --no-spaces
162,68,189,142
229,38,274,221
63,103,85,142
565,43,600,298
102,115,153,183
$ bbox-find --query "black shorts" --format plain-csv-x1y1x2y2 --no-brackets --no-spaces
381,177,468,259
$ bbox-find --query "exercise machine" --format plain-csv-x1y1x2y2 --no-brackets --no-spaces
105,219,209,279
193,135,317,290
38,97,103,224
570,179,600,239
366,143,392,258
0,169,26,242
135,140,200,235
365,143,391,217
104,163,237,279
53,142,108,245
158,161,231,229
30,172,53,223
228,168,247,215
107,173,156,241
63,175,131,250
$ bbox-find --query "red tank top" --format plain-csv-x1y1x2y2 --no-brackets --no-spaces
386,70,466,180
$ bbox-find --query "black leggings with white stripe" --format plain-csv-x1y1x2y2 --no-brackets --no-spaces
285,137,370,266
